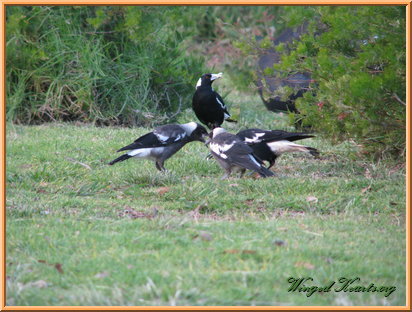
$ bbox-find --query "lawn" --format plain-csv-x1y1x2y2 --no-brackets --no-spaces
5,92,406,306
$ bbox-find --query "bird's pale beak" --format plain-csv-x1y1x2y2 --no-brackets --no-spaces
211,72,223,81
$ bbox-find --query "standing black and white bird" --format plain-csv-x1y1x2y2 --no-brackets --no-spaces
209,127,275,179
109,122,208,171
192,73,237,129
236,128,319,169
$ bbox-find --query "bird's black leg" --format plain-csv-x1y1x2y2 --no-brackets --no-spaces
239,168,246,178
155,162,162,171
268,158,277,170
221,168,232,180
159,161,167,172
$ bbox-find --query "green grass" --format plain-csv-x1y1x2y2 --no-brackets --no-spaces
6,93,406,306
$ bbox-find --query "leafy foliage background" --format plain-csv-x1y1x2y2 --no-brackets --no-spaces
7,6,207,126
6,6,406,158
244,6,406,159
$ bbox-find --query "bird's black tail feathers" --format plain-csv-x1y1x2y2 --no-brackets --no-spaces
286,133,315,141
117,144,136,152
305,146,320,158
108,154,132,165
257,166,275,178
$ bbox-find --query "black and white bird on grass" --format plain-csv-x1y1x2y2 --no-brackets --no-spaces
192,73,237,130
108,122,208,171
208,127,275,179
236,128,320,169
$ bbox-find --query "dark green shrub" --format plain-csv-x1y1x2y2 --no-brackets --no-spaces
271,6,406,159
229,6,405,159
6,6,206,126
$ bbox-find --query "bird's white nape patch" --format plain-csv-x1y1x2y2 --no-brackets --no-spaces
212,127,227,138
267,140,307,154
195,78,202,89
210,141,235,159
180,122,198,135
244,132,266,143
211,72,223,81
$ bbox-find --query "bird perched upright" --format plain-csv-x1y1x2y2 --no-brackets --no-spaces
108,122,208,171
236,128,319,169
209,127,275,179
192,72,237,129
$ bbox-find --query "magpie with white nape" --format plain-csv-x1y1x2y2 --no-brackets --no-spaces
109,122,208,171
236,128,320,169
209,127,275,179
192,73,237,129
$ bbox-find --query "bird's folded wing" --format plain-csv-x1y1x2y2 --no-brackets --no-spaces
215,93,228,111
117,125,187,152
238,129,314,144
210,140,257,166
153,125,187,144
